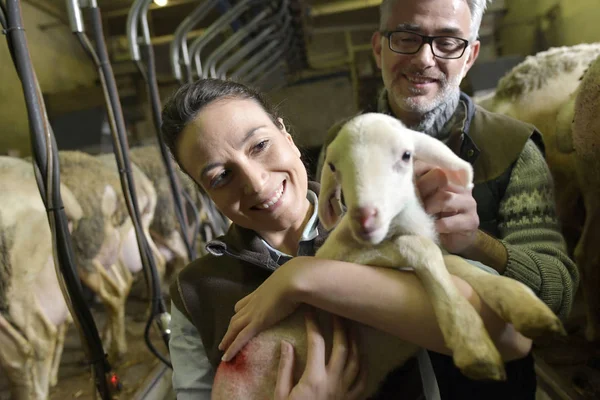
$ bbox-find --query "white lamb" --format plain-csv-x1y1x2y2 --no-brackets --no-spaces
210,113,564,399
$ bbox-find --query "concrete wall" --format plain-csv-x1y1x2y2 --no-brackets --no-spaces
0,3,96,156
498,0,600,56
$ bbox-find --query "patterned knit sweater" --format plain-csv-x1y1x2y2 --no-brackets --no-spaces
498,140,578,320
317,89,578,320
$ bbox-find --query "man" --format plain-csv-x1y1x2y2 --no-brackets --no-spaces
317,0,578,398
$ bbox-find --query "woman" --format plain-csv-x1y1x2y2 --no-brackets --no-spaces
161,78,532,399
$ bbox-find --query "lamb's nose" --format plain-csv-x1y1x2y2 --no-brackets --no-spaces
352,206,378,231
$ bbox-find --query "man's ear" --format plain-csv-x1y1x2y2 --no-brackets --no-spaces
463,40,480,78
372,31,383,70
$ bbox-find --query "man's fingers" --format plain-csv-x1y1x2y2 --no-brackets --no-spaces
327,315,348,375
424,187,475,217
413,160,435,178
435,214,479,234
274,340,295,400
417,168,448,199
304,310,326,378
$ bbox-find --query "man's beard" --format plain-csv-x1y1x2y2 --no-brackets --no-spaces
390,69,461,115
388,65,466,135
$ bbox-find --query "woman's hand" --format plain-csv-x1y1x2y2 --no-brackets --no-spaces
219,257,309,361
275,312,367,400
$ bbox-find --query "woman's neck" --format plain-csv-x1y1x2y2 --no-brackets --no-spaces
260,198,313,256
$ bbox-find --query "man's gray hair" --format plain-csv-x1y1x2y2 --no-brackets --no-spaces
379,0,491,41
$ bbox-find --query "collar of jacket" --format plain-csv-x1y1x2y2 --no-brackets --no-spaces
457,92,481,166
202,181,329,272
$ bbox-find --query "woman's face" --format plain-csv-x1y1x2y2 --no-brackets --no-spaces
176,98,309,234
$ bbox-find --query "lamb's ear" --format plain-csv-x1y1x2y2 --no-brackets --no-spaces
318,161,343,230
411,130,474,189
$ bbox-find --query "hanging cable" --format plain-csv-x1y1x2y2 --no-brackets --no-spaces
127,0,198,264
66,0,171,368
3,1,119,398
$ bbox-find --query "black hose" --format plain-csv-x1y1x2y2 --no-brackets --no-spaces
138,43,198,262
0,1,7,29
85,5,171,366
4,1,116,398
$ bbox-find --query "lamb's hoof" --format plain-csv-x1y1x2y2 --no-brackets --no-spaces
480,279,566,338
453,341,506,381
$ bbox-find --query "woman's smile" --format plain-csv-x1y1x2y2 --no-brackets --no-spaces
251,180,286,211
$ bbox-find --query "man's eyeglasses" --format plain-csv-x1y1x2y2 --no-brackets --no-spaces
380,30,470,60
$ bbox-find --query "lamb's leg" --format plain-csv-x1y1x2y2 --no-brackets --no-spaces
443,255,565,338
388,236,505,381
316,230,505,380
0,315,39,399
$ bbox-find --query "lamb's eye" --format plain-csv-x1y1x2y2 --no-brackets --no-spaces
402,151,411,162
328,162,336,172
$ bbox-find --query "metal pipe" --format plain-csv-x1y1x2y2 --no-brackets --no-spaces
131,0,200,263
7,0,118,398
220,5,292,79
232,38,281,81
189,0,256,78
243,31,293,83
206,0,289,79
70,0,171,368
125,0,145,61
202,8,271,79
170,0,220,83
216,26,277,79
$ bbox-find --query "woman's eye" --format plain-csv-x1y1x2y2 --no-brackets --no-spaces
210,170,230,188
252,140,269,154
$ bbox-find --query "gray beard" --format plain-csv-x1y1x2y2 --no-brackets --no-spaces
407,89,460,139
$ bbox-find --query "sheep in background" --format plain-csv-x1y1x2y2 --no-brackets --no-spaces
129,145,194,281
476,43,600,341
58,150,134,361
211,113,563,399
96,152,168,298
570,55,600,342
0,156,82,400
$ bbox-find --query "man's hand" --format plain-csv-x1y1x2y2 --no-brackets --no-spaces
415,161,479,254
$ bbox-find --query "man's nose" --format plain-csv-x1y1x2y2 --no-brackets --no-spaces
410,43,436,68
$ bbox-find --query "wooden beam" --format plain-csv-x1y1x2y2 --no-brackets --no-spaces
102,0,198,19
22,0,68,25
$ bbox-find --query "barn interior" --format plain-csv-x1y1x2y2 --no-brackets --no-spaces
1,0,599,399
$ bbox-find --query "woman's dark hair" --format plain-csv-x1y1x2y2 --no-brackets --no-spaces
161,78,283,164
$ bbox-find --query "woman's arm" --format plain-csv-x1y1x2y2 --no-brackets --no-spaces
219,257,532,362
169,302,215,400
